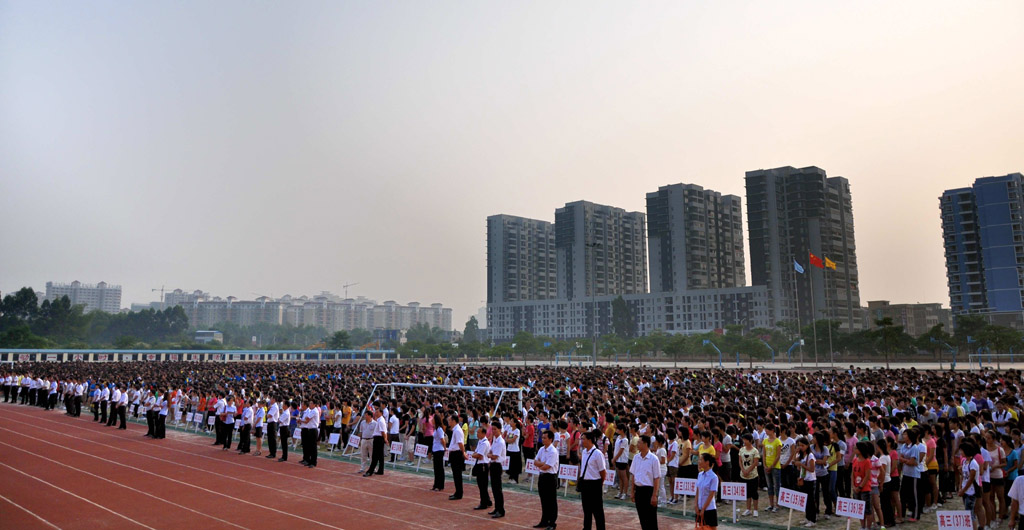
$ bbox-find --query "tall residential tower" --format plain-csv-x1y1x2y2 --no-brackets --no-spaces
746,166,862,331
486,215,557,305
554,201,647,300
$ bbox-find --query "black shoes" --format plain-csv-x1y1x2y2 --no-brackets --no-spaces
473,504,491,510
533,524,548,529
278,458,287,462
448,495,462,500
491,512,505,519
266,454,276,459
363,472,372,477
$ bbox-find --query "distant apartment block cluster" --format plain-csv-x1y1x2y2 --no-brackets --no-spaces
487,166,866,341
941,173,1024,329
165,292,452,333
45,281,121,314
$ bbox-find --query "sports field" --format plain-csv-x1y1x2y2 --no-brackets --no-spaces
0,401,691,530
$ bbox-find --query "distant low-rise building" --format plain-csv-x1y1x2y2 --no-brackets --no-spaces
194,330,224,344
865,301,953,337
45,281,121,313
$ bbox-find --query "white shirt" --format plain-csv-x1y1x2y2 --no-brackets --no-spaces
118,390,128,406
241,406,254,426
75,384,84,396
372,416,387,436
697,469,719,511
111,389,121,404
963,458,981,496
279,408,291,427
489,435,507,462
536,444,559,474
473,437,491,462
667,440,680,467
223,405,236,424
302,407,320,430
448,423,465,452
267,403,280,423
614,435,629,463
1008,476,1024,514
388,414,400,434
254,406,266,428
580,446,607,480
630,451,660,486
507,428,521,452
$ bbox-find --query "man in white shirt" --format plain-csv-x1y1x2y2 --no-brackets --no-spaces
155,391,169,439
277,401,292,462
388,412,401,463
472,426,493,511
237,399,254,454
300,399,321,468
116,384,129,429
629,435,660,530
364,409,388,476
579,430,608,530
73,381,84,417
98,384,110,424
221,396,236,449
447,414,467,500
107,386,121,427
534,429,561,529
357,411,374,473
488,421,507,518
266,397,280,459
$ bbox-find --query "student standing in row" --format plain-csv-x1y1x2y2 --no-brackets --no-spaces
472,426,492,511
266,397,279,459
277,401,291,462
221,396,236,450
579,430,607,530
300,399,320,467
697,453,720,530
630,435,660,530
448,414,466,500
365,408,387,476
534,430,559,529
488,421,507,519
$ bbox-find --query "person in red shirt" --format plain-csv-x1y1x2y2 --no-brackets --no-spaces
522,413,536,461
852,441,875,530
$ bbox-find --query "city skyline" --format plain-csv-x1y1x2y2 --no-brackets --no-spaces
2,2,1022,324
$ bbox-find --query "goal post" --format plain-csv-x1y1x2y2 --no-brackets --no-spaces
341,382,524,459
968,353,1024,370
553,352,593,367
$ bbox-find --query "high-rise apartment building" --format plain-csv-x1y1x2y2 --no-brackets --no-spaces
940,173,1024,329
486,215,557,304
646,183,745,292
554,201,647,300
45,281,122,313
746,166,861,331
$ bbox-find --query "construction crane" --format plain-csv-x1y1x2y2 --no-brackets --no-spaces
151,286,165,307
342,282,359,298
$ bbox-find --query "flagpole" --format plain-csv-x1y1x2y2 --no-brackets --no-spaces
810,255,819,369
794,261,804,367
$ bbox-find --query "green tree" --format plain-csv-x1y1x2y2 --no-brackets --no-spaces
463,316,480,343
873,317,915,367
916,323,953,359
114,335,139,349
326,330,352,349
611,296,636,339
0,324,51,348
511,330,538,353
647,329,669,356
407,322,445,344
664,333,689,367
349,328,373,347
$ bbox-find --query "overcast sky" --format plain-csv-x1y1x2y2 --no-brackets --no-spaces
2,1,1023,326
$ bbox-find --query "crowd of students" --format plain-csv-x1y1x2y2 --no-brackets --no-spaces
6,362,1024,530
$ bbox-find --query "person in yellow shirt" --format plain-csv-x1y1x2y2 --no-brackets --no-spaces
762,424,783,513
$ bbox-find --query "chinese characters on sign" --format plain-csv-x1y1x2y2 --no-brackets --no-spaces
937,511,973,530
778,488,808,511
836,497,866,520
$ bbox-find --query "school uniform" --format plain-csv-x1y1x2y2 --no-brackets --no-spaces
301,407,320,467
366,415,387,475
449,424,466,499
117,389,128,429
266,403,280,458
222,404,236,449
278,408,292,461
580,445,608,530
473,437,492,509
536,443,561,528
488,435,507,517
238,406,253,454
630,451,660,530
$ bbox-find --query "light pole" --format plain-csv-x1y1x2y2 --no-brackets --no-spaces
587,241,602,368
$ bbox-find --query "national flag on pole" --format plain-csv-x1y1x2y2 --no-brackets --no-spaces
809,252,824,269
794,260,805,274
824,257,836,270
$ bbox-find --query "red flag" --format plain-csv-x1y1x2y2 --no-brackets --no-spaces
809,252,824,269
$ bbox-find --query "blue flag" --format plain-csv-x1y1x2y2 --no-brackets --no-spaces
794,260,805,274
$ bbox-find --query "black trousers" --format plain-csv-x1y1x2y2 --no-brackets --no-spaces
635,485,657,530
369,436,385,474
223,423,234,449
267,422,278,457
279,425,290,460
99,401,108,423
302,428,317,465
539,473,559,525
47,393,57,410
214,417,224,444
117,405,126,429
802,480,817,522
580,478,605,530
450,451,465,497
155,414,166,439
509,451,522,481
489,463,505,514
900,476,920,519
74,396,82,416
238,424,252,453
92,401,99,421
146,410,156,436
475,464,491,506
433,450,446,489
107,403,118,426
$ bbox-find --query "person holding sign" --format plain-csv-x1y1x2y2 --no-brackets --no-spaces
488,420,507,519
534,429,559,529
579,430,607,530
448,414,467,500
472,426,492,511
697,453,720,530
629,434,660,530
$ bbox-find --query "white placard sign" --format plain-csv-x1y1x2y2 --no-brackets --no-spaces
390,441,404,455
778,488,808,512
525,459,540,475
674,478,697,496
414,444,429,458
327,433,340,445
937,511,974,530
185,413,194,423
208,416,215,426
467,456,478,467
836,497,866,520
721,482,747,501
501,456,510,471
347,435,361,448
603,473,616,486
557,464,579,480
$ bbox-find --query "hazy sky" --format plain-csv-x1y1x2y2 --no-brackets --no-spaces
2,2,1023,326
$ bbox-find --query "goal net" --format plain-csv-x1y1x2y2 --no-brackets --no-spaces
553,352,593,367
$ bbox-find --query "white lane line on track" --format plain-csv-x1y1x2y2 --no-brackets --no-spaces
0,492,62,529
0,461,156,530
0,440,252,530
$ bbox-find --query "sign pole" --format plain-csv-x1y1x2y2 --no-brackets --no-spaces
682,496,686,516
846,518,851,530
787,508,793,530
734,499,738,524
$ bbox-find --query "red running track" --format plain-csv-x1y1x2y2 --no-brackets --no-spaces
0,402,691,529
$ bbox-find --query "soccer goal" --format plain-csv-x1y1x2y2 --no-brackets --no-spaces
339,382,524,467
553,352,594,367
968,353,1024,370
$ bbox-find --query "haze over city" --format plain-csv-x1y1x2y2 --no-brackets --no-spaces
2,2,1023,323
